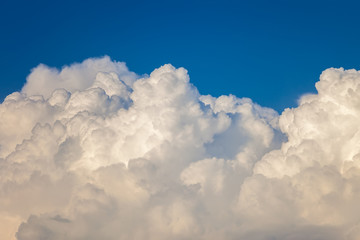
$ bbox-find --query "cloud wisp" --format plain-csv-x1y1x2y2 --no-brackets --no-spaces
1,56,360,239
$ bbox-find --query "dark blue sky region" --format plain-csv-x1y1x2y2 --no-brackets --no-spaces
1,0,360,112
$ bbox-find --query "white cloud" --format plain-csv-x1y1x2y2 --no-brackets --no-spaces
21,56,137,99
2,57,360,239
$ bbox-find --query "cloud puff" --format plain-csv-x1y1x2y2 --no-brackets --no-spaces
1,57,360,239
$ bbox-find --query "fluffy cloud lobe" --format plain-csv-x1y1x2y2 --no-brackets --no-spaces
1,57,360,239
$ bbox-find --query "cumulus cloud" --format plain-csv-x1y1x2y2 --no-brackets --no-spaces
1,57,360,239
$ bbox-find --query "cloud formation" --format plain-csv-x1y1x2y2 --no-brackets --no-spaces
1,57,360,239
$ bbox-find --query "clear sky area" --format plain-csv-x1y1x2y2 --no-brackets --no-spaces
1,0,360,112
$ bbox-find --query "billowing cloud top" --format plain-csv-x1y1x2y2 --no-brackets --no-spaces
1,57,360,240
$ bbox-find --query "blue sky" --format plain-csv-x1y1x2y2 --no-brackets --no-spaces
1,0,360,112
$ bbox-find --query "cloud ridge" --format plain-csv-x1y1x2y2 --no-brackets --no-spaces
1,57,360,240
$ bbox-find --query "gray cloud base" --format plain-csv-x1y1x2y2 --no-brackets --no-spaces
1,57,359,239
